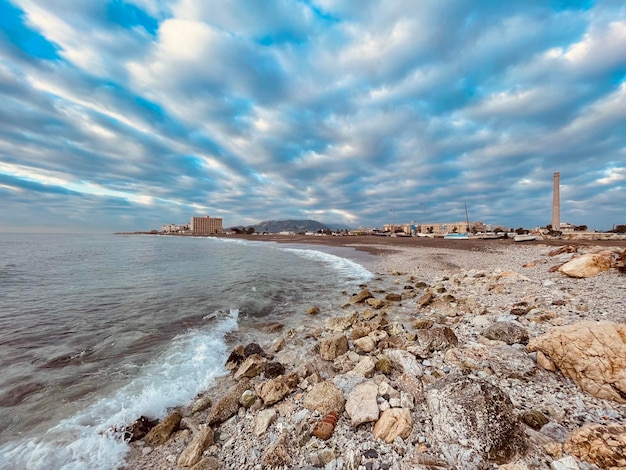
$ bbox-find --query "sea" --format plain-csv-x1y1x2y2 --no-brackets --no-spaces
0,233,375,470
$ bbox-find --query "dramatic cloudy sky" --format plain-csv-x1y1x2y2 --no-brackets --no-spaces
1,0,625,232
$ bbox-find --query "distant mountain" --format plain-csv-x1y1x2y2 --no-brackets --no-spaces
230,219,332,233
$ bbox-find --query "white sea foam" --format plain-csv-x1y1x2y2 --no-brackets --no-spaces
283,248,374,283
0,309,239,470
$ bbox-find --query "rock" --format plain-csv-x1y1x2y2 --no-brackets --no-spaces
510,301,530,316
550,456,580,470
207,380,250,425
345,381,380,426
385,292,402,301
325,312,359,331
384,349,423,377
409,327,458,358
372,408,413,443
244,342,266,357
309,447,336,466
482,321,529,345
353,335,376,353
527,321,626,403
144,411,182,447
303,380,345,414
535,350,557,371
352,356,376,378
487,345,536,379
558,253,612,278
521,410,549,430
255,373,298,405
366,297,385,309
239,389,256,408
417,292,434,308
124,415,158,442
426,374,527,468
190,456,220,470
564,423,626,469
177,426,215,467
549,245,578,257
350,289,373,303
264,361,285,378
411,318,434,329
262,432,292,467
319,333,349,361
225,345,246,370
307,306,320,315
254,408,277,436
191,395,212,414
233,354,267,380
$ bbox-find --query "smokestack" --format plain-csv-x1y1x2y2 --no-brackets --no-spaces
552,172,560,231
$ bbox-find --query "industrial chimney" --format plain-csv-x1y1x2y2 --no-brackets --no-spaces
552,172,560,231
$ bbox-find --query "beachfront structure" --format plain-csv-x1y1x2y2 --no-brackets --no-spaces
161,224,189,234
190,215,223,235
552,172,561,231
384,221,487,235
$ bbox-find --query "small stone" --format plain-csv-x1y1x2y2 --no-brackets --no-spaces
239,389,256,408
307,306,321,315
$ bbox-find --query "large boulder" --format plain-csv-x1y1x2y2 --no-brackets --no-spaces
564,424,626,469
558,253,612,278
425,374,527,469
527,321,626,403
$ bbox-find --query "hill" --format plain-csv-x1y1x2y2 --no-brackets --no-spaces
230,219,332,233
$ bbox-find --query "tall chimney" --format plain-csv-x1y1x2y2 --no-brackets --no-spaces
552,172,560,231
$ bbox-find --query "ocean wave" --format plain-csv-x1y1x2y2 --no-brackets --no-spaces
283,247,374,283
0,309,239,470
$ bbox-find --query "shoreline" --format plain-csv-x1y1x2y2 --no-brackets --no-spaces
123,238,626,469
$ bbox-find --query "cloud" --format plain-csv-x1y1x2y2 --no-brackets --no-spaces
0,0,625,232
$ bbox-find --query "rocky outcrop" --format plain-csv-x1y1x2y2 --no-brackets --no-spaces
527,321,626,403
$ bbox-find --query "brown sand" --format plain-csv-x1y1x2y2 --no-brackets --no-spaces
219,233,626,257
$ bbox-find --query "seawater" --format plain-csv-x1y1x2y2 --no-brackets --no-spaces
0,233,374,469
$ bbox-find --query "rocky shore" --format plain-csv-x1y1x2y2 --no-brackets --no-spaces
122,241,625,470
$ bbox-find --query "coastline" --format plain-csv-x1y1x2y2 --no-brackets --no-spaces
123,238,626,470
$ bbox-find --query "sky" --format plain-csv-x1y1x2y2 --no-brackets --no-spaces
0,0,625,233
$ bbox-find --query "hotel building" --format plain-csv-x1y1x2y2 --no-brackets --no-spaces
190,215,223,235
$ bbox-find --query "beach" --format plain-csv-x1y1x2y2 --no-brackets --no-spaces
121,235,626,470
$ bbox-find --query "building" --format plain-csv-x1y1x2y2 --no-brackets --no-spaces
384,221,487,235
190,215,223,235
161,223,189,234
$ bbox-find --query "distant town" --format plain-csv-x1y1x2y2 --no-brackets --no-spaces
145,174,624,241
146,215,626,242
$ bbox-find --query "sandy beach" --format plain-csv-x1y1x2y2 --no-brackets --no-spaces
123,236,626,470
